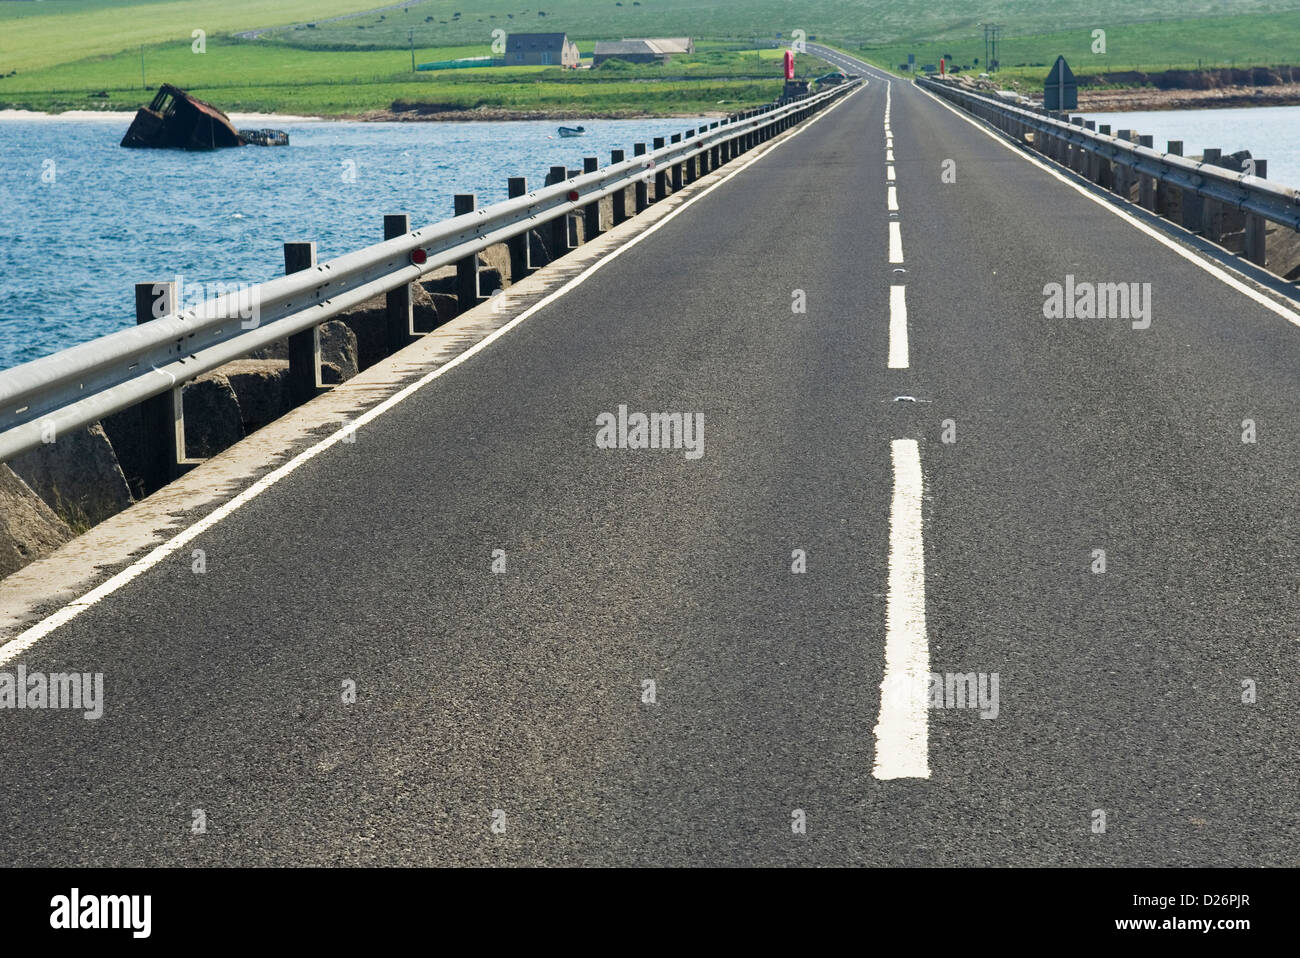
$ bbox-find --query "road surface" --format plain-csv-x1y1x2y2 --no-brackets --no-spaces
1,50,1297,867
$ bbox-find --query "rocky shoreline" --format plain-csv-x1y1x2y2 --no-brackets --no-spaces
1078,83,1300,112
955,65,1300,113
353,104,730,122
1,105,729,123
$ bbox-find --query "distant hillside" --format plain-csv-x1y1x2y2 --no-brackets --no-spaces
6,0,1299,73
0,0,388,72
258,0,1300,50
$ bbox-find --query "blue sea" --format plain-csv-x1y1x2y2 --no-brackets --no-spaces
4,104,1300,371
1084,104,1300,184
0,115,704,370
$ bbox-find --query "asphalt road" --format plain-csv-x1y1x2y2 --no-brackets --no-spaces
1,50,1297,867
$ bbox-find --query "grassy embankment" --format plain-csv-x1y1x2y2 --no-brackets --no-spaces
848,10,1300,92
5,0,1300,115
0,0,831,116
0,41,822,116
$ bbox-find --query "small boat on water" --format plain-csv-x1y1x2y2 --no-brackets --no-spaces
557,125,588,138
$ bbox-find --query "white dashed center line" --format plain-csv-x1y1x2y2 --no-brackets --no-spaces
889,221,904,263
888,285,909,369
873,439,931,780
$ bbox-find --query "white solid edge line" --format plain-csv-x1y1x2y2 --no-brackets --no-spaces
888,186,899,211
873,438,931,780
916,82,1300,330
0,84,868,666
889,221,904,263
888,285,909,368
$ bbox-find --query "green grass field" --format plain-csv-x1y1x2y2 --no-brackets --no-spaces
2,0,1297,116
855,10,1300,86
0,0,390,73
0,36,824,115
254,0,1300,50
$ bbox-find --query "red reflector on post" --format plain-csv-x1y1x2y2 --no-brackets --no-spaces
410,249,427,265
567,190,580,202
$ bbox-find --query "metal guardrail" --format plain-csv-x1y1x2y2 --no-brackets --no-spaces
0,79,860,469
917,76,1300,237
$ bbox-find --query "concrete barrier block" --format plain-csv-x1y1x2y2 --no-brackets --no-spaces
528,229,553,268
0,465,73,579
8,423,134,529
182,374,245,459
220,359,291,434
479,243,513,288
249,319,358,383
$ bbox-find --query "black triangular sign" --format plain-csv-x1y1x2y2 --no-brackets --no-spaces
1046,56,1075,85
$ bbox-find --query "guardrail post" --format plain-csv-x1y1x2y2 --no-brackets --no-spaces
285,242,322,406
1082,122,1097,179
547,166,570,256
563,168,582,246
507,177,533,279
453,194,481,311
383,214,415,349
670,134,684,191
1201,149,1224,241
633,144,649,213
1111,131,1132,199
135,281,188,492
1137,135,1158,211
1125,130,1143,195
696,128,710,176
1161,142,1183,219
609,152,628,225
1245,159,1269,266
583,156,602,240
653,137,668,198
1069,118,1085,173
1180,171,1204,232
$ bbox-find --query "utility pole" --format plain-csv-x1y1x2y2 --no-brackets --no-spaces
140,45,146,89
983,24,1001,73
409,30,415,71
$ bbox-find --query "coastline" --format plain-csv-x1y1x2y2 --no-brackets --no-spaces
352,105,730,122
1078,83,1300,112
0,106,728,123
0,108,326,123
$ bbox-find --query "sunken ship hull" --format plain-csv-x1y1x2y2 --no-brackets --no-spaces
121,85,287,150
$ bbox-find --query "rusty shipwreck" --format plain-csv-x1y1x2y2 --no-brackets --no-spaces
120,85,289,150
